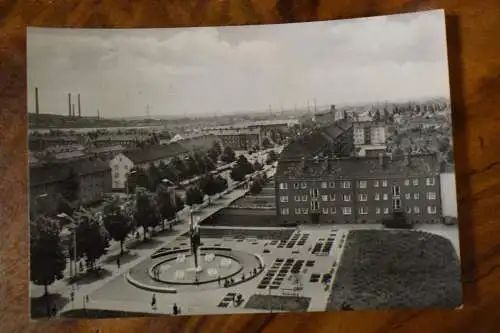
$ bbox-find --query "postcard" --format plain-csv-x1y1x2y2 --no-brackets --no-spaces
28,9,461,319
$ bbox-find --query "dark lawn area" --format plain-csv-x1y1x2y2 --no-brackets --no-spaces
60,308,164,319
245,294,311,312
200,208,279,227
327,229,462,310
199,227,294,241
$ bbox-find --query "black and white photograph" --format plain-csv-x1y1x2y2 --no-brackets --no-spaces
28,9,461,319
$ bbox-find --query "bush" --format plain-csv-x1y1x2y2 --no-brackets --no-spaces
382,211,413,229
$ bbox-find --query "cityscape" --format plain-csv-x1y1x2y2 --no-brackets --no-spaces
28,10,462,319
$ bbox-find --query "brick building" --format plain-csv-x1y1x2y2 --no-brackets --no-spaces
29,158,112,216
275,153,442,225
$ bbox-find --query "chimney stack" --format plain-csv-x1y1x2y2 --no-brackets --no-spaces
68,93,72,117
78,93,81,118
72,103,75,118
35,87,39,118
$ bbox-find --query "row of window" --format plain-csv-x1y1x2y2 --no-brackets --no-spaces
279,192,437,203
280,205,437,216
279,178,436,190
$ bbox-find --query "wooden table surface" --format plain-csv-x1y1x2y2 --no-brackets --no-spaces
1,0,500,332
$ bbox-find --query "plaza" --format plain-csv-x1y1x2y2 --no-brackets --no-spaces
55,221,460,317
61,225,349,316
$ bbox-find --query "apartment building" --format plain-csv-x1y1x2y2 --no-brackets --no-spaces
275,153,442,225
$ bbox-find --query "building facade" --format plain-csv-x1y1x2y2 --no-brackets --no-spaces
213,128,262,150
275,153,442,225
353,120,391,157
29,158,112,216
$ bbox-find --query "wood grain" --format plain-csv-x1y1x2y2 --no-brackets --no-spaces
1,0,500,332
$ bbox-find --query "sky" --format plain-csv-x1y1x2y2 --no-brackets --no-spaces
27,9,450,119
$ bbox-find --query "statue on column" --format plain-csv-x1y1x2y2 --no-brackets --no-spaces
190,219,201,270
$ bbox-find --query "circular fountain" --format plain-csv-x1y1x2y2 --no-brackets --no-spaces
126,217,265,293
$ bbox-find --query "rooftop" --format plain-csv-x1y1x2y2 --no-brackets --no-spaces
123,134,217,165
276,153,440,180
30,157,110,187
280,120,353,159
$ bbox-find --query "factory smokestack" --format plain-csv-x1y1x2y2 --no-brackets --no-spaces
72,103,75,118
78,93,81,118
35,87,39,117
68,93,72,117
97,109,100,119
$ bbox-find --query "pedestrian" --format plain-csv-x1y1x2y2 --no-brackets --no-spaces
52,305,57,317
151,294,157,310
117,257,121,270
70,290,74,302
217,276,221,286
173,303,178,315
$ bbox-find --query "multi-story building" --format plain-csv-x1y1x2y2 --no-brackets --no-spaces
211,128,262,151
275,153,442,225
29,158,112,216
353,120,391,157
109,135,218,190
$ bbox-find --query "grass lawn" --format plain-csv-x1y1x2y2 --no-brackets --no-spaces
327,229,462,310
244,294,311,312
60,309,164,318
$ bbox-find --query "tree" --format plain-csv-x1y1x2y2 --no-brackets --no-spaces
262,137,273,149
203,155,216,171
134,190,159,240
230,154,254,182
103,198,135,255
147,163,162,191
220,146,236,164
250,179,263,195
230,165,246,182
185,186,204,206
30,216,66,296
200,174,218,204
170,156,188,180
73,211,109,271
127,167,149,194
159,162,180,183
156,185,178,226
185,154,200,177
62,167,80,202
208,141,222,162
266,150,278,164
200,174,227,204
253,160,263,171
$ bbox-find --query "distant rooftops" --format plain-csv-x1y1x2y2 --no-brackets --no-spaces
121,134,217,165
276,153,440,180
280,119,353,160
